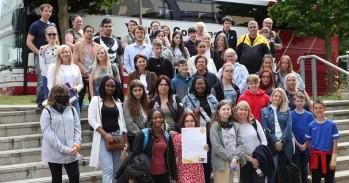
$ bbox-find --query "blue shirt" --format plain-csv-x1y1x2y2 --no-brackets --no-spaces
124,43,152,73
218,62,248,93
305,119,339,152
28,20,56,49
291,110,314,144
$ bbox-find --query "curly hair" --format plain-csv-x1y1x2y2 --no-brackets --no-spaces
47,84,70,107
126,80,149,118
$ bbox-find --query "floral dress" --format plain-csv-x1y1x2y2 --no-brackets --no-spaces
173,133,205,183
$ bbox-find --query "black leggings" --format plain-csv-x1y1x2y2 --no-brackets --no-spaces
48,160,80,183
311,154,335,183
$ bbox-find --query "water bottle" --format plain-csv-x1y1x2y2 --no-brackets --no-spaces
256,168,264,177
230,159,237,171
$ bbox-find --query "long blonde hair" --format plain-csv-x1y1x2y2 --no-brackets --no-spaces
91,47,113,80
55,45,74,73
271,88,289,112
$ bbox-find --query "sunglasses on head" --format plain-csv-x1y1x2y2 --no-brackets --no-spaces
47,33,57,37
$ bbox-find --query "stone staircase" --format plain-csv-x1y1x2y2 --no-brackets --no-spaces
323,100,349,183
0,100,349,182
0,106,101,182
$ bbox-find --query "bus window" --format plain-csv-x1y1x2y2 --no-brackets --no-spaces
113,0,172,20
213,1,268,26
176,0,215,22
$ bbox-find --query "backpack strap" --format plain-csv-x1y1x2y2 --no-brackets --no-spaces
45,108,52,122
142,128,149,151
251,118,261,143
142,128,170,151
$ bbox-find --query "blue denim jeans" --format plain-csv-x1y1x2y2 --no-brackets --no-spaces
71,99,81,118
99,132,121,183
42,76,49,99
34,54,45,105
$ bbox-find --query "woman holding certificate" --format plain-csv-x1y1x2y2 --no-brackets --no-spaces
172,111,205,183
210,100,246,183
182,76,218,183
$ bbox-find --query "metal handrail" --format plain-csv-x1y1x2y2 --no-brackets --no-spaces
297,55,349,100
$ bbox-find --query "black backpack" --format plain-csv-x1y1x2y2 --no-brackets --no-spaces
277,151,300,183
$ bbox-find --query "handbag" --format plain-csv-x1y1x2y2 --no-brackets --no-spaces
98,96,125,151
277,151,300,183
105,133,125,151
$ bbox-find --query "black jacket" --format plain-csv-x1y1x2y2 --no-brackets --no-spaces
215,29,237,50
147,56,174,79
117,129,178,181
212,82,240,105
252,145,275,177
149,95,184,130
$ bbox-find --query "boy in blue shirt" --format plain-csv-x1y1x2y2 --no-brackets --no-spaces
171,59,192,99
291,92,314,183
305,100,339,183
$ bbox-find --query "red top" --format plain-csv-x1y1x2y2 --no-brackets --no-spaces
151,135,168,175
238,89,269,122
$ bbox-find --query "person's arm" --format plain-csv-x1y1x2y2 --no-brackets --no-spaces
38,47,46,76
330,139,338,170
73,65,84,92
168,135,178,182
26,34,39,54
47,64,56,91
40,109,70,153
65,32,75,49
281,110,293,142
72,107,82,154
88,74,94,97
124,46,133,73
304,90,313,112
234,126,246,162
72,43,89,75
275,33,283,49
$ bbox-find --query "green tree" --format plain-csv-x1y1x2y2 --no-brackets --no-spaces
269,0,349,93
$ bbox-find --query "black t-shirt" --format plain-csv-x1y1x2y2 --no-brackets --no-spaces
94,36,124,65
147,56,174,79
101,103,120,132
196,95,211,117
249,36,256,46
28,20,56,50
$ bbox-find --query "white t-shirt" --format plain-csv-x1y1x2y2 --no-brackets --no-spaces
239,122,268,155
60,65,74,87
139,74,148,92
271,105,282,140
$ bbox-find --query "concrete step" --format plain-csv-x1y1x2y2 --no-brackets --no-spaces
3,170,102,183
325,109,349,120
0,130,93,151
335,169,349,183
336,119,349,131
0,109,87,125
0,105,36,112
0,118,90,137
0,157,95,182
339,130,349,143
0,143,92,166
324,100,349,111
335,155,349,171
338,142,349,155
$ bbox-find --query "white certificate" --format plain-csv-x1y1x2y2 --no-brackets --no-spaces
182,127,207,164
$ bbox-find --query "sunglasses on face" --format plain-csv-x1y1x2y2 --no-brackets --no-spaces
47,33,57,37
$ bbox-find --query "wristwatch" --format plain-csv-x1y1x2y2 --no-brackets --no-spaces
280,140,285,144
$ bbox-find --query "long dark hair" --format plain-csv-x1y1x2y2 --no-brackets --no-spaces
171,31,188,58
98,75,124,101
190,76,210,96
126,80,149,117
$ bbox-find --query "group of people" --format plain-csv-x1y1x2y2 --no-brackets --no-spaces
33,3,340,183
